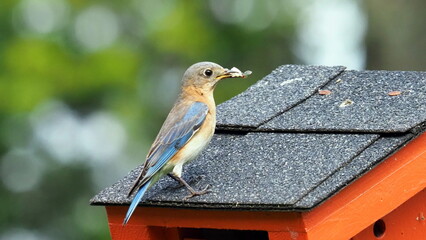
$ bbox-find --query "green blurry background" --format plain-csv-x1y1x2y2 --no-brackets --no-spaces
0,0,424,239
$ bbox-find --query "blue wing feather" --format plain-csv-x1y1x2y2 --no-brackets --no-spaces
142,102,208,180
123,179,152,225
145,145,177,177
124,101,208,224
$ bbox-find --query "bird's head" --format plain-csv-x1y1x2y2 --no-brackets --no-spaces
181,62,249,91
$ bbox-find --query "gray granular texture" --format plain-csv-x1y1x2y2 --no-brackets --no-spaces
261,70,426,133
92,132,379,209
294,133,413,208
216,65,345,129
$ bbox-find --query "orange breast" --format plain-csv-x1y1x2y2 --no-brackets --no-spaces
169,110,215,166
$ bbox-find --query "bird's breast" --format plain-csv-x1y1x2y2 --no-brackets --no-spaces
171,111,215,165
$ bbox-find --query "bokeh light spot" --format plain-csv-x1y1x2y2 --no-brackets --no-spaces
80,112,127,163
295,0,367,69
74,6,120,51
0,228,50,240
17,0,69,34
209,0,254,25
1,150,44,193
31,101,82,163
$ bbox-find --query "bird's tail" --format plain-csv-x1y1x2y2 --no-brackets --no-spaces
123,179,152,225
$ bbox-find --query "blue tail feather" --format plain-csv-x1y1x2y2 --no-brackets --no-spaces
123,180,152,225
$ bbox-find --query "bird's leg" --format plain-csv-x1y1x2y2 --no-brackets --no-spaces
167,173,185,188
168,173,210,200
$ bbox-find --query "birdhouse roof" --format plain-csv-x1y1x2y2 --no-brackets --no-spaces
91,65,426,211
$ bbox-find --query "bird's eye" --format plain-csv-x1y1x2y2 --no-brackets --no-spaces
204,69,213,77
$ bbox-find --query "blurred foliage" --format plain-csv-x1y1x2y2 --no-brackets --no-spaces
0,0,424,239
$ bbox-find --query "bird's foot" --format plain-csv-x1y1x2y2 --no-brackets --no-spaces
183,184,211,201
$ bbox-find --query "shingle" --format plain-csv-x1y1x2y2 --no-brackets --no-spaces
260,70,426,132
92,132,379,209
294,133,413,208
216,65,346,129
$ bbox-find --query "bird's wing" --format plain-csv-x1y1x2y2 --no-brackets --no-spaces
127,101,209,196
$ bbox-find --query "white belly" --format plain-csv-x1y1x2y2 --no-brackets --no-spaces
178,125,214,164
170,114,215,177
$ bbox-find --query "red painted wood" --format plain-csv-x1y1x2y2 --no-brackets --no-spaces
268,231,308,240
352,188,426,239
164,228,181,240
106,206,306,232
108,224,164,240
105,132,426,240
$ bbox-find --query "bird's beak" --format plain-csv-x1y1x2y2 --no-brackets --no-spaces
216,67,251,80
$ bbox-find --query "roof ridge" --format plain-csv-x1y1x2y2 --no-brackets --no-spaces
216,127,414,136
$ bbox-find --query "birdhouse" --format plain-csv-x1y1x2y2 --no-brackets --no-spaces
91,65,426,240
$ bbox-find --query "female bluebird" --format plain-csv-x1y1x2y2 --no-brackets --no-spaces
123,62,248,224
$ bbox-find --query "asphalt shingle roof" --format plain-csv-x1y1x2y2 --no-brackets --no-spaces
260,70,426,133
91,65,426,211
216,65,345,129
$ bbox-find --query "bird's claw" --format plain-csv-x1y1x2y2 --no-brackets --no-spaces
183,184,211,201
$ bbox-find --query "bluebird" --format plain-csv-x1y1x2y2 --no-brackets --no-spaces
123,62,250,225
